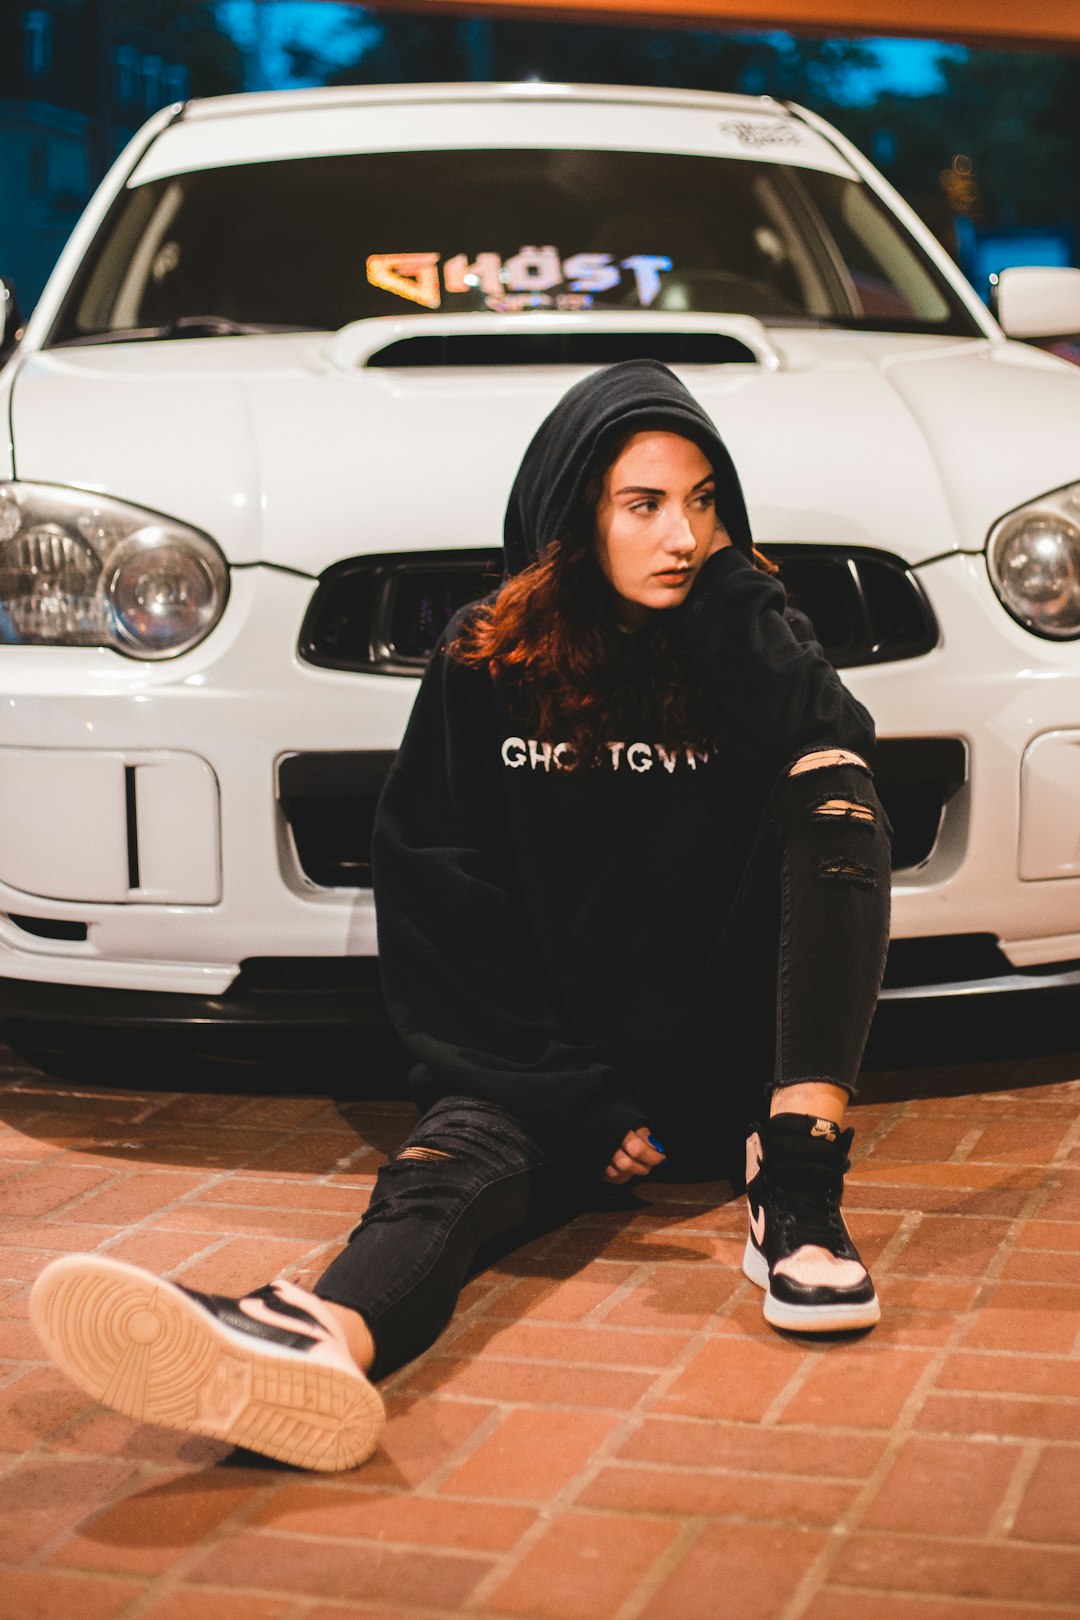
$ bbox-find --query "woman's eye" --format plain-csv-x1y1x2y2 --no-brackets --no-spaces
693,491,716,509
630,499,659,515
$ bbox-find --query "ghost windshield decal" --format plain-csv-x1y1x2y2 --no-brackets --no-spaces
366,246,673,312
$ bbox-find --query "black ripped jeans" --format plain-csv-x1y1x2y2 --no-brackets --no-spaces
314,759,891,1380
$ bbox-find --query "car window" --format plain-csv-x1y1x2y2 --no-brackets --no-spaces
791,168,952,324
50,148,979,344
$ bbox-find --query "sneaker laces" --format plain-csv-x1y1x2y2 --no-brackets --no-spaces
770,1159,848,1252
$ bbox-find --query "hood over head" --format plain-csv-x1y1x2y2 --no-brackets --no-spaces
503,358,753,576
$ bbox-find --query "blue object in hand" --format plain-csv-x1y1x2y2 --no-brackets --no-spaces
647,1134,667,1154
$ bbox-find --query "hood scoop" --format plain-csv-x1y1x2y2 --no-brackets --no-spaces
366,329,759,368
325,312,783,373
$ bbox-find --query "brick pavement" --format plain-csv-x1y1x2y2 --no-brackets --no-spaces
2,1036,1080,1620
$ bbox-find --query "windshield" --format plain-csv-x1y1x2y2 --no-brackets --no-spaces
50,148,980,344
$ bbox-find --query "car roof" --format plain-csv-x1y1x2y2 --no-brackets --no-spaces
181,80,789,124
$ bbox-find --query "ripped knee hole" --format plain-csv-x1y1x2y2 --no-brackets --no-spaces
818,858,878,888
811,797,877,825
788,749,869,777
395,1145,454,1164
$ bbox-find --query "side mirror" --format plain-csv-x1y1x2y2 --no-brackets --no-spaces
994,265,1080,340
0,280,26,363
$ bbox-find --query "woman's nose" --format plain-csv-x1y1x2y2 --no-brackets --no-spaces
662,514,697,557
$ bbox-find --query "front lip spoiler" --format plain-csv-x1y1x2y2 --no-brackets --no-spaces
1,955,1079,1032
0,958,386,1029
878,962,1080,1003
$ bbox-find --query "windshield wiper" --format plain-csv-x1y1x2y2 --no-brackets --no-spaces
51,316,320,348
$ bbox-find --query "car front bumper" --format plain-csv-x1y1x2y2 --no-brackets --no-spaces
1,553,1080,1024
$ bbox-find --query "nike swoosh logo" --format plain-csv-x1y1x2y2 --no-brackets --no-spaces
749,1203,766,1247
238,1296,325,1341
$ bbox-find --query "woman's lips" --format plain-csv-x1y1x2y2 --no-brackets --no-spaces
653,569,693,582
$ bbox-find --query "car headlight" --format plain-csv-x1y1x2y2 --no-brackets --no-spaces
0,482,229,658
987,482,1080,639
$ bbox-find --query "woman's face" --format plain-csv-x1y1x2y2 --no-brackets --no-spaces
594,431,728,629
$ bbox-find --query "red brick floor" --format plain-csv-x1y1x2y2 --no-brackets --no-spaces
3,1039,1080,1620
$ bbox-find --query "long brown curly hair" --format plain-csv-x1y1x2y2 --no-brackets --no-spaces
451,432,777,772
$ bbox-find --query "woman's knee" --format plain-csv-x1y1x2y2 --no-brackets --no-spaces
787,747,870,779
358,1108,514,1236
783,752,887,828
400,1096,544,1164
774,751,893,888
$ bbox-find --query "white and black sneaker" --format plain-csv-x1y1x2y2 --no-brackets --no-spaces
743,1113,880,1333
30,1254,385,1472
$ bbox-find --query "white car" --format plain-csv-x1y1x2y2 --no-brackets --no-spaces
4,80,1080,1038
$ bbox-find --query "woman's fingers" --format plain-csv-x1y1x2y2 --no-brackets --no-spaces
606,1133,664,1181
622,1129,665,1167
611,1149,648,1176
602,1154,639,1183
602,1128,667,1184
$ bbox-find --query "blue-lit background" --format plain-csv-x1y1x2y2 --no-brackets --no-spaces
3,1,1076,313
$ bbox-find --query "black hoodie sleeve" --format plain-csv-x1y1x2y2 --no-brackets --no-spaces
679,547,876,776
371,631,649,1177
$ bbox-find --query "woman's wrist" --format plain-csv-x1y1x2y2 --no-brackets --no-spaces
693,545,754,590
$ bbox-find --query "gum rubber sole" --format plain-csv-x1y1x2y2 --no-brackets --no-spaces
30,1254,385,1473
743,1236,881,1333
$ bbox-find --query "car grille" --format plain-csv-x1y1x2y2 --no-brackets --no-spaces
277,737,966,890
875,737,966,870
299,544,937,676
294,546,947,890
278,751,394,888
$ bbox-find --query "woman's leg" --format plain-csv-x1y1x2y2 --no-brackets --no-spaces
707,749,892,1331
706,750,890,1133
30,1096,589,1470
312,1095,590,1380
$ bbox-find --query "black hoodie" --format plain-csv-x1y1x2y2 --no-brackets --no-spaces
372,360,874,1176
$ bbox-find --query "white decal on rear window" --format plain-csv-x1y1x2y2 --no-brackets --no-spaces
719,120,802,149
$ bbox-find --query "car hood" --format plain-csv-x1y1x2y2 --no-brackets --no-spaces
10,325,1080,573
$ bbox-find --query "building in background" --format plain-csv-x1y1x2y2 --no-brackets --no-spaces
0,1,242,306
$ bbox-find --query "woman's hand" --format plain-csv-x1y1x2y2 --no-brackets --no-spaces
706,521,733,560
603,1126,666,1184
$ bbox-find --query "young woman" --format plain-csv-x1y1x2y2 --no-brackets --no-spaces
30,359,891,1474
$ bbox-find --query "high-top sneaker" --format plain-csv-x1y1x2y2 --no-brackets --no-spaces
742,1113,880,1333
30,1253,385,1472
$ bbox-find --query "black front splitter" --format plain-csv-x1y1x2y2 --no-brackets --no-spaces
0,957,386,1031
